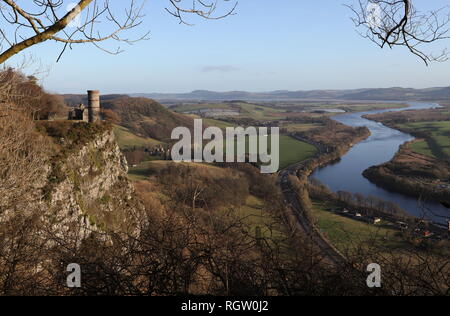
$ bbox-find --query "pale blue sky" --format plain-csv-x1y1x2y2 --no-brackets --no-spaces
5,0,450,94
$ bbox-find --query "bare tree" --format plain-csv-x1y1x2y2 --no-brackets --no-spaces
348,0,450,65
0,107,50,213
0,0,237,64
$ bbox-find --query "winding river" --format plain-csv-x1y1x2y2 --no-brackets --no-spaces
312,102,449,225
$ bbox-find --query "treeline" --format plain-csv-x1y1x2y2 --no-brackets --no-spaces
364,166,450,204
155,162,283,212
156,164,250,210
0,68,66,119
308,178,408,218
365,108,450,126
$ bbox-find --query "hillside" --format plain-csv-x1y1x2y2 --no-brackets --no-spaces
101,96,194,141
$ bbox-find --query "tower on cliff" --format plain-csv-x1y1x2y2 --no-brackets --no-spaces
87,90,101,123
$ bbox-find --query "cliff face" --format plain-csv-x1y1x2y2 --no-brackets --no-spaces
43,128,143,236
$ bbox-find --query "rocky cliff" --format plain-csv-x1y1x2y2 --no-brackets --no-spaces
38,123,144,237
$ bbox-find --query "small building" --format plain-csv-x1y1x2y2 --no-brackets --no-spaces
68,104,88,122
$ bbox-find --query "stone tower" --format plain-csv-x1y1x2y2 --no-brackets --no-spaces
87,90,101,123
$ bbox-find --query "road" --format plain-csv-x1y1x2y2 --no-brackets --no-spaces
278,162,347,266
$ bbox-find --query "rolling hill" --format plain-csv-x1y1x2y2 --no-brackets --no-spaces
101,97,194,141
132,87,450,102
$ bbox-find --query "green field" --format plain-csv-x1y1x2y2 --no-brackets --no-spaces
238,102,287,120
203,118,237,129
128,135,316,179
113,125,162,149
171,103,235,112
410,140,435,158
399,121,450,159
225,134,317,170
311,202,406,253
278,135,317,168
172,102,288,121
283,123,321,133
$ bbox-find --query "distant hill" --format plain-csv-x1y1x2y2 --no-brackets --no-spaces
62,94,129,106
101,97,194,141
132,87,450,101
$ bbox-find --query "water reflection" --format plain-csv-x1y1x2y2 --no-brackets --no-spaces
312,102,449,224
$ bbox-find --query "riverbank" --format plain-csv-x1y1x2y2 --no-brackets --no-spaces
312,102,449,225
363,106,450,160
362,107,450,216
363,140,450,204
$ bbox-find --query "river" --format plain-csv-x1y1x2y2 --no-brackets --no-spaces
312,102,449,225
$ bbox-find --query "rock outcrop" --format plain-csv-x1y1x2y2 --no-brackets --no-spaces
41,126,144,238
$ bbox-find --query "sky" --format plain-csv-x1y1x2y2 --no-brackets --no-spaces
5,0,450,94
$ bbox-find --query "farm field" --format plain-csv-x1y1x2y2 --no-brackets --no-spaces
237,102,287,120
311,201,407,253
398,121,450,159
171,101,288,120
278,135,317,168
170,103,235,112
202,118,237,129
226,134,317,169
283,123,321,133
128,135,317,179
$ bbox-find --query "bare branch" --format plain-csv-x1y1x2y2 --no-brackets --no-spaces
347,0,450,65
0,0,149,64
